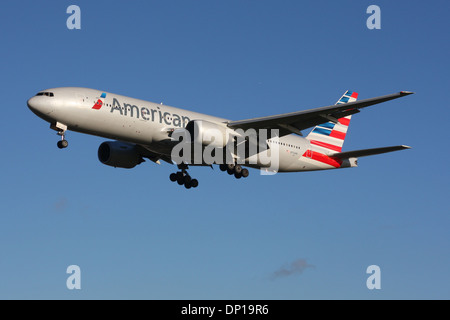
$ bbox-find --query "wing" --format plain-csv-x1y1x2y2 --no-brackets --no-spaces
227,91,414,136
136,144,173,164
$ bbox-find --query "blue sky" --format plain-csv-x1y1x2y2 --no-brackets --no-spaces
0,0,449,299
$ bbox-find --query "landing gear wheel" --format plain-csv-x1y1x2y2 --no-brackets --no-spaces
170,165,199,189
226,164,235,175
184,175,192,184
56,128,68,149
191,179,199,188
222,162,248,179
57,140,68,149
176,172,184,185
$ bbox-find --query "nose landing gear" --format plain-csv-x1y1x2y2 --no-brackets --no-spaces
51,122,69,149
56,130,69,149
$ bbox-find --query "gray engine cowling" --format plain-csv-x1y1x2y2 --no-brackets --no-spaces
185,120,231,148
98,141,144,169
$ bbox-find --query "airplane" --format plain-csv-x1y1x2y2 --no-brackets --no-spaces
27,87,413,189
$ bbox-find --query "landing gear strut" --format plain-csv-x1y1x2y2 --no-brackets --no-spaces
219,163,249,179
56,130,68,149
169,164,199,189
51,122,69,149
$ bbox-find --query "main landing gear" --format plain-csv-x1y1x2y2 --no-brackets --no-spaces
169,165,199,189
219,164,249,179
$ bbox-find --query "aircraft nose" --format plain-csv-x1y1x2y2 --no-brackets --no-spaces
27,96,53,115
27,96,36,110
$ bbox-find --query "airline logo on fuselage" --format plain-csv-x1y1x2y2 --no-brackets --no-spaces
108,97,190,128
92,93,107,110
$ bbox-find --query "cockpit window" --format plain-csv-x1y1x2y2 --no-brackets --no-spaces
36,92,54,97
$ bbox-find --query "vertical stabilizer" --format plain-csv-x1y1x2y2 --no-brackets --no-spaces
306,90,358,154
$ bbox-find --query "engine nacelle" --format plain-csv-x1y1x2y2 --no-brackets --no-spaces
98,141,144,169
185,120,231,148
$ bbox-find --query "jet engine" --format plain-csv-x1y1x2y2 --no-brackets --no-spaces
98,141,144,169
185,120,232,148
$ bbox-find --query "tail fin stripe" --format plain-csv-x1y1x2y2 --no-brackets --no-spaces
329,130,346,140
338,117,350,126
312,127,332,135
317,122,335,130
310,140,342,152
312,128,346,140
310,134,346,146
306,90,357,154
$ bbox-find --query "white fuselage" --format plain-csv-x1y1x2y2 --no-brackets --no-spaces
27,87,348,172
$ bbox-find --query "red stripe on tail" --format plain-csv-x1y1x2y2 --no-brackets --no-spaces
329,130,346,140
303,150,343,168
310,140,342,152
338,117,350,126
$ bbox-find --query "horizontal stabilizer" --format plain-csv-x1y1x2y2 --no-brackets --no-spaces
330,145,411,159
